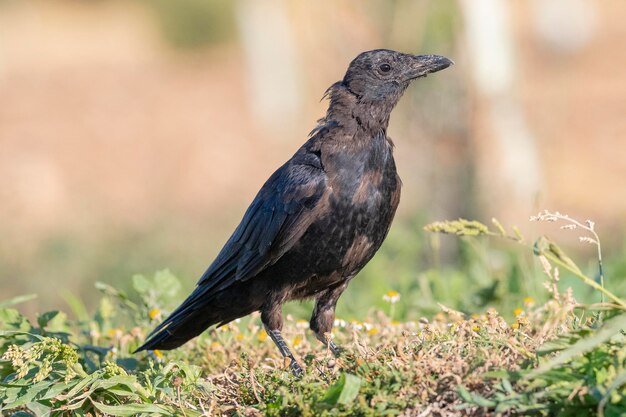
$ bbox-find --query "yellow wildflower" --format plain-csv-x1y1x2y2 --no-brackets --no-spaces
257,330,267,342
292,335,303,347
523,297,535,307
153,349,163,358
513,308,524,317
107,328,123,339
433,312,446,322
148,308,161,319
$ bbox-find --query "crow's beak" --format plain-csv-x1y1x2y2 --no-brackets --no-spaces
406,54,454,80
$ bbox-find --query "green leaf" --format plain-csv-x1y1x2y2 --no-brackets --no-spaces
538,330,590,355
501,379,513,394
471,394,497,408
80,344,111,358
527,313,626,379
323,373,362,406
61,291,90,321
91,401,177,416
58,374,98,400
0,330,44,341
0,308,33,332
41,380,79,400
91,375,139,392
95,282,135,306
61,397,88,411
8,411,36,417
4,380,53,408
546,240,583,274
153,269,181,300
116,358,140,372
132,274,151,295
25,402,51,417
598,369,626,416
457,384,499,408
2,385,24,404
457,385,473,402
96,295,115,323
103,387,140,399
37,311,60,330
0,294,37,308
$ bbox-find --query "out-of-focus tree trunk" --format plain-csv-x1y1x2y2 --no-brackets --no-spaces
459,0,542,224
235,0,302,138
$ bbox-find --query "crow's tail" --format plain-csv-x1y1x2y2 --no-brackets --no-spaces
134,303,216,352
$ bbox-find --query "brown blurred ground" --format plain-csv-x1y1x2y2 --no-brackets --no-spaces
1,0,625,311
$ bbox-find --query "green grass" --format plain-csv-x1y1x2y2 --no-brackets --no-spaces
1,215,625,416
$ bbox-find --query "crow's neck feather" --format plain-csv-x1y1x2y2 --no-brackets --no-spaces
321,82,395,135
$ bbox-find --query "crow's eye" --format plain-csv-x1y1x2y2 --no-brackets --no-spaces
379,63,392,73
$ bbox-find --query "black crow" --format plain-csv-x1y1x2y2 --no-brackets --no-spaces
136,49,453,375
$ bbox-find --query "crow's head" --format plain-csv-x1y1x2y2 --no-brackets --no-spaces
342,49,453,105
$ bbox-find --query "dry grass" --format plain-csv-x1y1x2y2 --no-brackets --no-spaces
110,296,574,416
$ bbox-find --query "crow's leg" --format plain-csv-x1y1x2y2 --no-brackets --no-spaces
264,326,303,376
310,282,348,357
261,299,303,376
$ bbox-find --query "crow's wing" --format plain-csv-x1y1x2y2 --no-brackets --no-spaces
143,152,327,339
198,154,327,292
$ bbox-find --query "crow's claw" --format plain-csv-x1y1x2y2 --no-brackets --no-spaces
329,341,343,357
289,359,304,377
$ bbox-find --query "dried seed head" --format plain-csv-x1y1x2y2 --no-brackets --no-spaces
579,236,596,244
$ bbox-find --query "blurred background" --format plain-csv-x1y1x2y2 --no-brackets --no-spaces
1,0,625,320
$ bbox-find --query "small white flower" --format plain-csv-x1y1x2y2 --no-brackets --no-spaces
383,290,400,304
334,319,347,328
350,321,363,331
